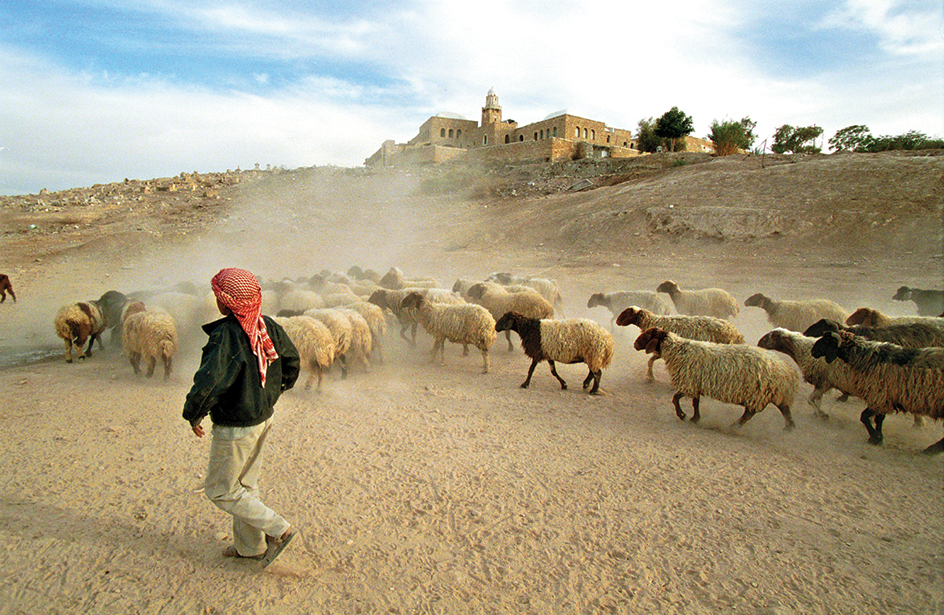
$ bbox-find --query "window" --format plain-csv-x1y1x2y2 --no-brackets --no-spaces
440,128,446,137
534,132,538,141
519,135,524,142
483,135,488,145
575,127,580,138
583,128,588,138
457,130,462,138
553,127,558,137
448,129,454,138
539,130,544,139
505,135,510,143
591,130,595,140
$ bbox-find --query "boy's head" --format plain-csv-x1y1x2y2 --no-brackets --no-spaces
211,268,261,316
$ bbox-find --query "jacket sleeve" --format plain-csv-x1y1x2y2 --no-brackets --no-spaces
182,328,240,426
272,321,300,392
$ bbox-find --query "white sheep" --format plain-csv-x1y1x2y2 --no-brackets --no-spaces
634,327,799,430
494,311,614,394
54,300,107,363
121,301,179,380
379,267,440,290
744,292,849,332
892,286,944,317
757,328,858,419
368,287,463,347
656,280,739,320
616,306,746,381
279,289,326,313
337,307,374,373
346,300,388,364
486,272,564,314
811,330,944,453
303,308,353,379
468,282,555,352
273,315,335,390
400,291,497,373
587,291,673,330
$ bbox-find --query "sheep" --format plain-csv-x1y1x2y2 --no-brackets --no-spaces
337,308,374,373
846,307,944,328
744,292,849,332
273,315,335,390
54,300,107,362
494,311,614,394
757,328,858,419
303,308,353,379
121,301,179,380
804,319,944,349
616,306,746,381
279,289,326,313
147,291,208,346
892,286,944,316
400,291,497,373
368,287,463,347
587,291,673,330
346,300,388,364
468,282,555,352
656,280,739,320
379,267,440,290
634,327,798,430
0,274,16,303
486,272,564,314
810,330,944,453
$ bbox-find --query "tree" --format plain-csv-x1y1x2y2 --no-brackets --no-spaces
707,117,757,156
655,107,694,152
829,125,872,152
635,117,663,153
864,130,943,152
771,124,823,154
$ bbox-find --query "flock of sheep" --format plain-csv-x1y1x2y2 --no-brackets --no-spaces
47,266,944,454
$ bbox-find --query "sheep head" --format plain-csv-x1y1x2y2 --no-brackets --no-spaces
803,318,842,338
846,307,878,327
810,331,843,363
615,306,643,327
656,280,679,295
634,327,667,354
495,311,525,332
744,293,769,308
586,293,604,309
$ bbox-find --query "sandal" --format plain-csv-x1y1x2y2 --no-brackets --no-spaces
223,545,265,560
261,527,297,569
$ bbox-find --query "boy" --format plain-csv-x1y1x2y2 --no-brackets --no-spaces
183,268,301,568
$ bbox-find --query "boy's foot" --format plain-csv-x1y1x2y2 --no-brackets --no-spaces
261,527,297,569
223,545,265,560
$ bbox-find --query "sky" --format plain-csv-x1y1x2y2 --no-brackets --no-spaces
0,0,941,195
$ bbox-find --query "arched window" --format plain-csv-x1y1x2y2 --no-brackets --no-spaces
519,135,524,142
448,129,454,138
483,135,488,145
440,128,446,138
575,127,580,138
591,130,596,140
505,135,510,143
533,132,538,141
457,130,462,138
539,130,544,139
583,128,588,138
553,127,558,137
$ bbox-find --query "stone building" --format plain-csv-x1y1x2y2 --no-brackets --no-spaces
365,89,643,167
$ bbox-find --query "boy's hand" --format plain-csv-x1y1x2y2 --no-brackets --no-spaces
191,422,205,438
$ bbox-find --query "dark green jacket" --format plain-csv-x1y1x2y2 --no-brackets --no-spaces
182,314,300,428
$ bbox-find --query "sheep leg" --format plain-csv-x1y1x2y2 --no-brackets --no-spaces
462,344,470,357
732,407,757,427
582,370,594,389
922,438,944,455
162,356,173,381
521,359,540,388
399,323,415,347
860,407,884,445
145,357,156,378
646,355,658,382
480,349,489,374
691,397,701,423
808,387,830,420
129,352,141,375
672,392,687,421
339,355,348,380
778,404,796,431
83,336,95,358
505,330,514,352
547,360,567,390
304,371,316,390
584,369,602,395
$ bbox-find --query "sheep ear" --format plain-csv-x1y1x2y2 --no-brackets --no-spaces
645,335,661,354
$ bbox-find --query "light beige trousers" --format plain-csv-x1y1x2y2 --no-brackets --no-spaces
204,417,290,557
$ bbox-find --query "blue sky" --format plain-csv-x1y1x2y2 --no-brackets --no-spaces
1,0,941,195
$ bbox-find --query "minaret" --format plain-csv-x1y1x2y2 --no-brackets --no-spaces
481,87,502,126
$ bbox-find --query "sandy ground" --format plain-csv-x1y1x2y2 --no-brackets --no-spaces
0,157,942,614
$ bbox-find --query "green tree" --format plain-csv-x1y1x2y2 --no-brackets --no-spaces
635,117,663,153
829,125,872,152
771,124,823,154
707,117,757,156
864,130,944,152
655,107,694,152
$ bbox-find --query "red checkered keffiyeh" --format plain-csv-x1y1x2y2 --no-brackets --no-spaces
211,268,279,387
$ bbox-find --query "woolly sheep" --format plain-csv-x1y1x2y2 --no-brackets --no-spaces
810,330,944,453
892,286,944,317
634,327,798,430
744,293,849,332
804,318,944,349
148,291,207,345
121,301,179,380
758,328,858,419
656,280,739,320
338,308,374,373
346,300,388,365
468,282,555,352
616,306,746,381
279,289,326,313
401,291,497,373
379,267,440,290
273,315,335,390
587,291,672,330
54,300,107,363
494,311,614,394
846,307,944,328
368,287,463,347
486,272,564,314
303,308,353,379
